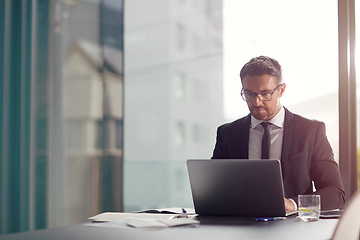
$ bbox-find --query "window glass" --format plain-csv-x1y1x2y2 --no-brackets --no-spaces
224,0,339,159
356,0,360,187
124,0,339,211
124,0,224,211
33,0,123,228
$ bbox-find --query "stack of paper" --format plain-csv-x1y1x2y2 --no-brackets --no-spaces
125,217,199,228
86,210,199,229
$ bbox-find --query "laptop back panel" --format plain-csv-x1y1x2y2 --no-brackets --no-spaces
187,159,286,217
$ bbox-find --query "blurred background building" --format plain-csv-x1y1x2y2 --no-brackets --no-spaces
124,0,223,211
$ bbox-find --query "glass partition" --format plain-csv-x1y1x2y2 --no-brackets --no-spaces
124,0,224,211
33,0,124,228
356,0,360,187
0,0,345,234
123,0,339,211
224,0,339,159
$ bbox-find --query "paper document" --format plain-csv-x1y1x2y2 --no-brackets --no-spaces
135,207,196,214
125,217,168,228
89,208,196,222
125,217,199,228
89,212,181,222
86,214,199,230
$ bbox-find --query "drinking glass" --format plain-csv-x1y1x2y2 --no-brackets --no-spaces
298,195,321,222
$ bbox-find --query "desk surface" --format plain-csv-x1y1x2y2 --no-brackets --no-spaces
0,216,338,240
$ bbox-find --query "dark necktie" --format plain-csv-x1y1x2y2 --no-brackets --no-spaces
261,122,270,159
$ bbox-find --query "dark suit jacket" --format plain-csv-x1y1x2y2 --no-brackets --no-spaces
212,108,345,210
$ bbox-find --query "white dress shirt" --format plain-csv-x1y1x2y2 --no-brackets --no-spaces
248,106,297,210
249,106,285,160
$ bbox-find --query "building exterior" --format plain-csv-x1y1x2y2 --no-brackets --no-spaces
124,0,224,211
64,39,123,222
44,0,124,226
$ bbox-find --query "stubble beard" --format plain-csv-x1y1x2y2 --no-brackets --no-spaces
250,104,281,121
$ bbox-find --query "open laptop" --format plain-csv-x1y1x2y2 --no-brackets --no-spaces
187,159,291,217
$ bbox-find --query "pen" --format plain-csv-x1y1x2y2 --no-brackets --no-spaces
169,208,189,219
255,217,286,222
181,208,189,217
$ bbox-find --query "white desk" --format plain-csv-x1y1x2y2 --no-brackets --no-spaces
0,216,338,240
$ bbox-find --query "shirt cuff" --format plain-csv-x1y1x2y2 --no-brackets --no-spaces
289,198,298,211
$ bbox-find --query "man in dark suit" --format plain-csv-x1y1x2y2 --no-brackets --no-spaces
212,56,345,211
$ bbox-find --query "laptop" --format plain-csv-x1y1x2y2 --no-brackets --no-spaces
187,159,289,217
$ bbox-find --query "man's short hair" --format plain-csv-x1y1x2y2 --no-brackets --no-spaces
240,56,282,83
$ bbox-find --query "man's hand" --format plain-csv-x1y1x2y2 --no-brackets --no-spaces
284,197,296,213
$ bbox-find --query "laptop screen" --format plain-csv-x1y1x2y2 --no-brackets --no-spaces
187,159,287,217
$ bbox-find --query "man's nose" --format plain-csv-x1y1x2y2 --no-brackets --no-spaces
253,94,263,105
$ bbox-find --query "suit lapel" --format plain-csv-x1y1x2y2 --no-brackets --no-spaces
242,114,251,158
281,108,294,179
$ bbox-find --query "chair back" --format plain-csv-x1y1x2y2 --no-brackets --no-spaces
332,190,360,240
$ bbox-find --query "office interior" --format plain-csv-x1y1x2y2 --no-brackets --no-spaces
0,0,359,235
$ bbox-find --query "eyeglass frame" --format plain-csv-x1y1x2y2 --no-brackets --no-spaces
240,84,283,102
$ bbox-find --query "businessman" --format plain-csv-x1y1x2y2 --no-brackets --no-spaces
212,56,345,211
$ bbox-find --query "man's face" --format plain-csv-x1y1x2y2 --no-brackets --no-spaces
242,74,286,121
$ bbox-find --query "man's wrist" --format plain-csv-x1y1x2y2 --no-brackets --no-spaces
289,198,297,211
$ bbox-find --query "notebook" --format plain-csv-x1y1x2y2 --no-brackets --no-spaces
187,159,289,217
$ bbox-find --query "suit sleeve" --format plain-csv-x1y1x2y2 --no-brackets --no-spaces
310,122,345,210
212,125,227,159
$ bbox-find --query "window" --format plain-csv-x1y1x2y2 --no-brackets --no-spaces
124,0,340,212
224,0,339,159
115,119,123,150
192,124,200,142
174,121,186,147
44,0,124,228
0,0,124,234
191,79,209,101
1,0,358,235
174,71,186,100
124,0,223,211
176,23,186,50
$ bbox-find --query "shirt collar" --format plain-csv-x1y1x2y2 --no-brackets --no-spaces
250,106,285,129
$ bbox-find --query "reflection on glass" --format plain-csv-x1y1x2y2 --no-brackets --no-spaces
35,0,123,228
124,0,339,212
124,0,224,212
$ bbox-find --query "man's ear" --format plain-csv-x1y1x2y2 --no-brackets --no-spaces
279,83,286,97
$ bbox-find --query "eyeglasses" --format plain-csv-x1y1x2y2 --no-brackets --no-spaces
241,84,282,102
